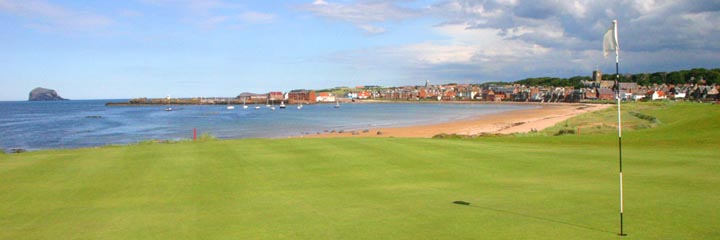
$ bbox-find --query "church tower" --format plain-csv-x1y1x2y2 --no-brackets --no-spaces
593,70,602,82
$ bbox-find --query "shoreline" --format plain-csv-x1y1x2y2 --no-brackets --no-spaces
3,102,611,153
299,102,612,138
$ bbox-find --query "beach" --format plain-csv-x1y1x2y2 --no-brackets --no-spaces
303,103,612,138
1,100,608,151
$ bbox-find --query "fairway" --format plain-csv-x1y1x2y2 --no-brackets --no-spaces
1,102,718,239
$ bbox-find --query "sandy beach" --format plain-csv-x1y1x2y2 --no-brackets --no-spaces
302,102,611,138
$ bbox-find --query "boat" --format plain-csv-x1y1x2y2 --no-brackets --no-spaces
297,103,303,110
226,98,235,110
242,98,248,109
279,101,286,109
334,101,340,108
254,105,261,110
165,107,173,111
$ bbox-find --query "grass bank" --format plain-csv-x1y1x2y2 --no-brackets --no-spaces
1,102,718,239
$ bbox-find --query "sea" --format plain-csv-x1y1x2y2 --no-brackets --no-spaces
0,100,536,151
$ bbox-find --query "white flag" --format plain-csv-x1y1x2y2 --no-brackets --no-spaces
603,20,619,58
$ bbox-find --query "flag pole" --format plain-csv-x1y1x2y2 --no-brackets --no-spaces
613,19,627,237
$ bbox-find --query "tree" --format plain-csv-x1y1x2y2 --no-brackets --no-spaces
667,72,686,85
637,74,650,86
706,70,720,84
649,72,664,85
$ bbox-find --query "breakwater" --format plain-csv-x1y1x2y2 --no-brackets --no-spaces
106,97,311,106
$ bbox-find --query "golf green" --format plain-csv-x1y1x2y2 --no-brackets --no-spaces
1,102,718,239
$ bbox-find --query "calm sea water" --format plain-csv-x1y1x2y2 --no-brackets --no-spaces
0,100,535,151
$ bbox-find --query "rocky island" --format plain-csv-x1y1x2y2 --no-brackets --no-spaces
29,87,67,101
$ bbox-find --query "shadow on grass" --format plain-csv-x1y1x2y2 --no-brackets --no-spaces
452,201,616,235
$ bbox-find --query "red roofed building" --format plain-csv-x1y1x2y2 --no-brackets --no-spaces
288,90,316,104
646,90,667,100
442,90,456,101
316,92,336,102
358,91,371,99
268,91,284,100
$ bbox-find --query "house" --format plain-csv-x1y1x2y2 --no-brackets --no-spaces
357,91,371,99
482,89,495,101
646,90,667,101
620,90,633,101
584,89,598,100
492,87,516,101
530,92,544,101
598,88,615,100
707,86,719,101
619,83,638,93
442,90,456,101
632,93,646,101
268,91,284,101
674,92,686,99
288,90,316,104
600,80,615,89
316,92,336,102
237,92,268,104
418,88,428,99
472,86,481,100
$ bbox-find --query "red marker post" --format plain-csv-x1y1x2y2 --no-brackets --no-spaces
193,128,197,141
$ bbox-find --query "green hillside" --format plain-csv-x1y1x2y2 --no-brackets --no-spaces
1,102,718,239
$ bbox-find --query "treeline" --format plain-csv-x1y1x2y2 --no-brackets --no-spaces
511,68,719,87
514,76,590,88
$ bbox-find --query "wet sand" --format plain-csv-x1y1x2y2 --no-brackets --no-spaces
300,103,611,138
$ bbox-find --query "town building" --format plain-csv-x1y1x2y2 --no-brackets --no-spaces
288,90,317,104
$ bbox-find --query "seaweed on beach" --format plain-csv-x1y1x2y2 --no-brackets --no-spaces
554,129,576,136
432,133,505,139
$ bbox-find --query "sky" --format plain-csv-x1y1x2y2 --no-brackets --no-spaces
1,0,718,100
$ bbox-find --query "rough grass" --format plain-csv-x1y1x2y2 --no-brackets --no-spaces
1,102,718,239
541,102,673,136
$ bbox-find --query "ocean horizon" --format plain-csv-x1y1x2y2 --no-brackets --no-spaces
0,100,536,152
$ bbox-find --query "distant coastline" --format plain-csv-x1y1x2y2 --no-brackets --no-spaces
106,97,612,107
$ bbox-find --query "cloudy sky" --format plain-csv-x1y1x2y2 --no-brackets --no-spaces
1,0,718,100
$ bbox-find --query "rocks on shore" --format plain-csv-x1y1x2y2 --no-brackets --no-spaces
29,87,67,101
9,148,27,154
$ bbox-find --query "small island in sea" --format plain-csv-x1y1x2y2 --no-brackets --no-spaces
28,87,67,101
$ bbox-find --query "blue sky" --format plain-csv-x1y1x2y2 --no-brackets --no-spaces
1,0,718,100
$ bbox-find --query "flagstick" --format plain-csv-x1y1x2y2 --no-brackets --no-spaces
614,20,627,237
616,59,626,237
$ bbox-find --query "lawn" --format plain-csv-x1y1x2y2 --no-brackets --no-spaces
1,102,718,239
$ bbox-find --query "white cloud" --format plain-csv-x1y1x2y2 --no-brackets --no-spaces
401,42,480,64
238,11,276,24
0,0,112,31
139,0,275,28
303,0,719,84
357,24,386,35
297,0,420,34
313,0,328,5
139,0,237,12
